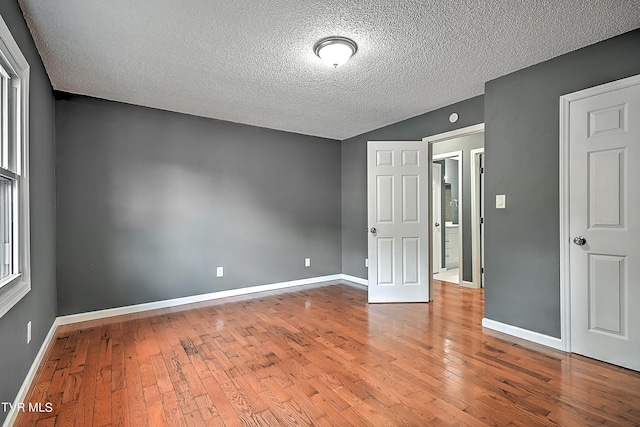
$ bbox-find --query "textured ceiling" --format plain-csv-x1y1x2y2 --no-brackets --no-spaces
18,0,640,140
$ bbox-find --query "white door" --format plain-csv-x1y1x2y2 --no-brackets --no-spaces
568,77,640,371
367,141,430,303
432,162,442,274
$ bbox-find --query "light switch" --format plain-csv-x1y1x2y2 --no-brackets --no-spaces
496,194,506,209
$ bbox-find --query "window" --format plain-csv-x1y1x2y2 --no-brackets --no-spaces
0,15,30,318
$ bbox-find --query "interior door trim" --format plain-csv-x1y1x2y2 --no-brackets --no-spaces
423,123,484,294
470,147,484,289
559,73,640,353
424,123,485,145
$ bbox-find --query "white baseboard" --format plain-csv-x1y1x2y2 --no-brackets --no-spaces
57,274,345,325
341,274,368,287
3,318,60,427
482,318,563,350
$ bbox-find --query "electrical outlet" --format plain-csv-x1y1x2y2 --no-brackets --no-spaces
365,258,369,268
27,321,31,344
305,258,311,267
216,267,223,277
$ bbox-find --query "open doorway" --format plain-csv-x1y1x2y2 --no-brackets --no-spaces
432,151,462,284
432,162,443,275
424,124,484,289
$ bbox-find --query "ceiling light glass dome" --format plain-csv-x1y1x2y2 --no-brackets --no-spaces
314,37,357,68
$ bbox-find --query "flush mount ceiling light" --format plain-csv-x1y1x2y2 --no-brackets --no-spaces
313,36,357,68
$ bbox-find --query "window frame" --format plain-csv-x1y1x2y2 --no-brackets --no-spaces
0,14,31,319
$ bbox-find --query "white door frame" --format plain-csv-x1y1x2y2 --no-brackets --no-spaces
559,73,640,353
470,148,484,289
424,124,484,289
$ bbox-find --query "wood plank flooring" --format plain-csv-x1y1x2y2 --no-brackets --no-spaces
13,280,640,426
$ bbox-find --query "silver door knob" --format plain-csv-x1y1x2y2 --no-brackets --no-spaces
573,236,587,246
370,227,377,234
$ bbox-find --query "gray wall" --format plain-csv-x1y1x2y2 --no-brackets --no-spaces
341,96,484,279
0,3,57,424
484,29,640,338
433,133,484,281
56,95,342,315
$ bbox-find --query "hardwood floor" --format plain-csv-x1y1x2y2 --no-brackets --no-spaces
14,280,640,426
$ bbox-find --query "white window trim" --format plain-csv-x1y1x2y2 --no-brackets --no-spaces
0,14,31,318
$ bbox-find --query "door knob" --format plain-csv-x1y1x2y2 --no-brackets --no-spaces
435,222,440,227
370,227,377,234
573,236,587,246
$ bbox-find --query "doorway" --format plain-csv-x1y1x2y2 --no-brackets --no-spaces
432,151,462,284
424,124,485,290
432,162,442,275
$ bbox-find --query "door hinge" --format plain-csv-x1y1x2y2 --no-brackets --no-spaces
480,167,484,174
480,217,484,224
481,267,484,273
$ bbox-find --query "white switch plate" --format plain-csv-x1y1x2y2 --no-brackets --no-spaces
365,258,369,268
496,194,506,209
216,267,223,277
305,258,311,267
27,321,31,344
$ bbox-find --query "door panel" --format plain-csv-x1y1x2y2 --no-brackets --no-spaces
376,176,394,223
402,237,420,285
402,175,419,222
377,238,394,286
588,254,625,336
368,141,429,303
569,79,640,371
588,149,624,228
